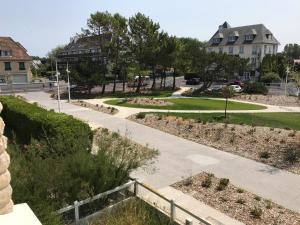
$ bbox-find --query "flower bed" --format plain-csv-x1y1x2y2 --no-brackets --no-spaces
130,114,300,174
173,172,300,225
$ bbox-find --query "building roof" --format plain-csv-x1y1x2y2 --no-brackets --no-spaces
207,22,280,47
0,37,32,61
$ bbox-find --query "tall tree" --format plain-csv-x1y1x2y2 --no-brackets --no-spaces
128,13,161,93
284,43,300,59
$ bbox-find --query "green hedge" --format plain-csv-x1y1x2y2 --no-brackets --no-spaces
0,96,92,156
243,82,268,95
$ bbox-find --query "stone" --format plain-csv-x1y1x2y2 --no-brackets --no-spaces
0,150,10,174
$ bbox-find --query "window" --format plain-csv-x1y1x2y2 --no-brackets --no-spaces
229,47,234,54
252,46,257,55
213,38,220,44
245,35,253,41
4,62,11,71
239,46,244,54
219,47,223,53
19,62,25,70
228,36,236,42
264,45,267,54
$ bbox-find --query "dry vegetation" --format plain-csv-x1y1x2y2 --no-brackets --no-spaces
126,98,173,106
131,114,300,174
233,94,300,107
73,100,119,114
173,172,300,225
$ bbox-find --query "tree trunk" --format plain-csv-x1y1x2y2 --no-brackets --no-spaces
172,69,176,90
101,83,106,95
136,74,142,93
112,73,117,93
122,71,127,92
151,67,156,90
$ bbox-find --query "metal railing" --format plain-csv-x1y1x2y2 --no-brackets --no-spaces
57,179,212,225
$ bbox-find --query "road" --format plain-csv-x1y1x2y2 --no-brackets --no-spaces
23,91,300,213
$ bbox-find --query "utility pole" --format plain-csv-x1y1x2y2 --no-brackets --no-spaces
66,62,71,103
55,62,61,112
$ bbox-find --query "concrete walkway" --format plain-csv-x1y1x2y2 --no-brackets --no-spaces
83,97,300,119
23,92,300,214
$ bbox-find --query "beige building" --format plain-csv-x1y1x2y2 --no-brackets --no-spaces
0,37,32,84
207,22,280,80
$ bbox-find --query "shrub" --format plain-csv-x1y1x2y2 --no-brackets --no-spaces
216,178,229,191
284,143,300,164
201,173,214,188
251,205,263,219
0,96,92,156
136,112,146,119
260,72,281,83
243,82,268,95
236,198,246,205
265,199,272,209
254,195,261,201
259,151,271,159
237,188,244,193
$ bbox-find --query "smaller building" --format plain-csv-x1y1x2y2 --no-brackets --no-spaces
0,37,32,84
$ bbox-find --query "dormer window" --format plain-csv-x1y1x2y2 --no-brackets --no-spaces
228,36,236,42
213,38,221,44
245,35,253,41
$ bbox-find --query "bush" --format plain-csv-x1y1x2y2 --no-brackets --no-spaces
201,173,214,188
0,96,92,156
236,198,246,205
251,205,263,219
284,144,300,164
259,151,271,159
243,82,268,95
136,112,146,119
216,178,229,191
260,73,281,83
8,129,158,225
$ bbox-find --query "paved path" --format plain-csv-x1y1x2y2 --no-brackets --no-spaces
23,92,300,214
83,97,300,119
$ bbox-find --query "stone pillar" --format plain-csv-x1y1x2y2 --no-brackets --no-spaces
0,103,13,215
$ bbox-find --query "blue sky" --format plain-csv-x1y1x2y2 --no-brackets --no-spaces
1,0,299,56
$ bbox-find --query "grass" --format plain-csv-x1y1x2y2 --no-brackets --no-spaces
92,199,175,225
146,112,300,130
105,98,266,110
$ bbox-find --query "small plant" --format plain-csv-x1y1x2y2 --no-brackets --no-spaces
254,195,261,201
237,188,244,193
157,114,163,120
201,173,214,188
288,130,296,137
219,196,228,202
251,205,263,219
229,133,236,144
284,145,300,164
216,178,229,191
259,151,271,159
236,198,246,205
269,127,274,131
183,177,193,186
265,199,272,209
136,112,146,119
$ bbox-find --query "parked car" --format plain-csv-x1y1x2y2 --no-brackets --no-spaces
230,84,242,93
186,78,200,85
230,80,244,87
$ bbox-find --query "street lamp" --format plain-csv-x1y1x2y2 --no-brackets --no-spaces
285,66,290,96
55,61,61,112
66,62,71,103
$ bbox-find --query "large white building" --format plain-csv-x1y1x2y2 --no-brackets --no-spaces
207,22,280,80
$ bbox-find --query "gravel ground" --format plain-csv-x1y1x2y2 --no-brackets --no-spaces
173,172,300,225
233,95,300,107
73,100,119,115
130,114,300,174
126,98,173,106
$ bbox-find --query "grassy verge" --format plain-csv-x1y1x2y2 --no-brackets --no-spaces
145,112,300,130
92,199,175,225
105,98,266,110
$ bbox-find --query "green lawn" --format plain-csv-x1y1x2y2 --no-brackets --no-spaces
105,98,266,110
147,112,300,130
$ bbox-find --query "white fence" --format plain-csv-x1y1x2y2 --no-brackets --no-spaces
57,179,212,225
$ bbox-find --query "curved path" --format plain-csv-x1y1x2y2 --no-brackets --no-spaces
23,91,300,214
84,97,300,119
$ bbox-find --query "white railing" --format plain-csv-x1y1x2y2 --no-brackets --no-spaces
57,179,212,225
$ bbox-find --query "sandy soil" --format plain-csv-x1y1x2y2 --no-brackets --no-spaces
173,172,300,225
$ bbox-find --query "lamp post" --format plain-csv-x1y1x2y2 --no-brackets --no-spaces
285,66,290,96
66,62,71,103
55,61,61,112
